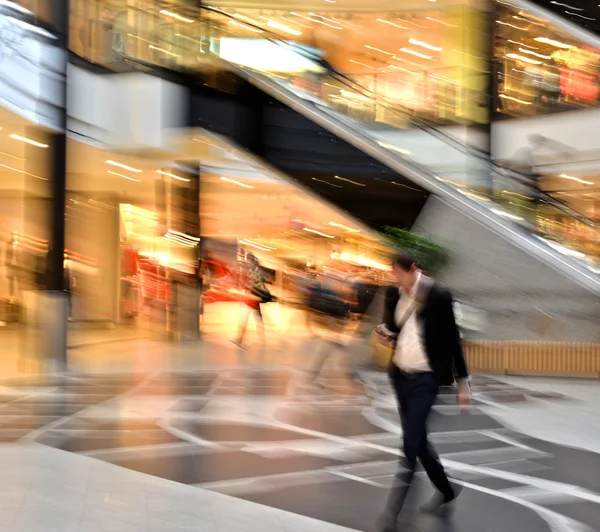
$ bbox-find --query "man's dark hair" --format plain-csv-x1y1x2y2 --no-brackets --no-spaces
392,252,417,272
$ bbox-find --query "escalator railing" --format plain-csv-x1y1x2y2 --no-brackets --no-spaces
69,3,600,284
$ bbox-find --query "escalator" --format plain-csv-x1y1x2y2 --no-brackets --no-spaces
187,7,600,296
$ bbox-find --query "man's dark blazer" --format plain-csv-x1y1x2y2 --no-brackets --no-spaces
383,281,468,386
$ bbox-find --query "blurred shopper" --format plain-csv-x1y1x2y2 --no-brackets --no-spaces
232,253,271,349
508,134,573,192
376,253,470,532
306,271,360,385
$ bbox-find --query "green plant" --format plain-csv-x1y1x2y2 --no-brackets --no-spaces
381,226,448,274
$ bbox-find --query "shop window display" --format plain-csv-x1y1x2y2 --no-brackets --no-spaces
495,4,600,118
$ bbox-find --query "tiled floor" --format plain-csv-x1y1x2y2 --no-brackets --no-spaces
0,337,599,531
0,328,600,532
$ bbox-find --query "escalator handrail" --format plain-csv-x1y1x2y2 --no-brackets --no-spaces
200,7,599,231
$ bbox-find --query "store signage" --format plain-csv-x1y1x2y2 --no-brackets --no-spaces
0,7,65,129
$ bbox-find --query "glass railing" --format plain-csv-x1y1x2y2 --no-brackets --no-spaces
67,3,600,274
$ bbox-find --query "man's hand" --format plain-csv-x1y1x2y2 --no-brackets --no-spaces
457,381,471,414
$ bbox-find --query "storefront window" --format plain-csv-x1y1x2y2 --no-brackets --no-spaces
494,3,600,118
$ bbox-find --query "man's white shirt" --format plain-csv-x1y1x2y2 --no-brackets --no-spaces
392,273,432,373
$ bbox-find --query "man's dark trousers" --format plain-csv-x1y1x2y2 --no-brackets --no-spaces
383,366,454,519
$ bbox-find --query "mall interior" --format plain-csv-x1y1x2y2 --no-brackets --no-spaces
0,1,600,532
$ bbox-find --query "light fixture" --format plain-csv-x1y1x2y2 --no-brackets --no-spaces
505,53,542,65
0,162,46,180
267,20,302,36
365,45,394,56
508,40,538,49
499,94,532,105
160,9,194,23
426,17,457,27
519,48,551,59
107,170,141,182
291,12,342,30
167,229,200,242
106,160,142,173
281,16,311,29
149,45,180,57
551,1,582,9
221,176,254,189
399,48,433,60
559,173,594,185
349,59,377,70
156,170,191,182
496,20,528,31
408,38,442,52
534,37,572,49
329,221,361,232
376,18,408,30
303,227,335,238
566,11,596,20
9,133,48,148
239,239,276,251
312,177,343,188
229,20,263,33
333,175,366,186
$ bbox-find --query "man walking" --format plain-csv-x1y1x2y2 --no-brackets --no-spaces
377,253,471,531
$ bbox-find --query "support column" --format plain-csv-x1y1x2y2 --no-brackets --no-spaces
47,0,70,370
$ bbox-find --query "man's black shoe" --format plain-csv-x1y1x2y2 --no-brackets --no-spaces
420,483,463,516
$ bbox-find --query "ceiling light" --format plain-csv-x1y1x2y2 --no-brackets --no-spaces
333,175,366,186
534,37,572,49
518,48,551,59
399,48,433,60
499,94,532,105
409,38,442,52
168,229,200,242
239,239,276,251
149,45,180,57
221,176,254,188
312,177,343,188
559,173,594,185
329,221,361,232
566,11,596,20
508,40,538,49
9,133,48,148
156,170,191,182
513,15,544,26
505,53,542,65
291,12,342,30
106,160,142,173
160,9,194,23
229,20,263,33
267,20,302,36
551,1,582,9
107,170,141,182
281,17,311,29
376,18,408,30
496,20,528,31
0,162,46,180
365,45,394,56
426,17,457,27
349,59,377,70
303,227,335,238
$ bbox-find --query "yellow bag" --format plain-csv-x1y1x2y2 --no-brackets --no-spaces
369,331,394,370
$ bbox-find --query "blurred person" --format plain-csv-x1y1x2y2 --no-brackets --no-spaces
507,134,574,193
306,271,360,386
232,253,271,349
376,253,470,532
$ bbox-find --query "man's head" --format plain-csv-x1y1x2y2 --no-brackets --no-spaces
392,252,420,292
